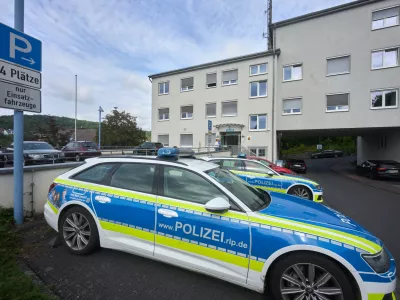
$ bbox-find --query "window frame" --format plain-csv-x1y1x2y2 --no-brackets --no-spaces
158,107,170,121
326,92,350,113
205,102,217,118
326,55,351,76
70,163,121,185
180,105,194,120
221,100,238,117
282,97,302,115
180,133,193,148
221,68,238,86
180,76,194,92
371,5,400,31
371,47,399,70
370,88,399,110
206,72,217,89
249,63,268,76
249,80,268,98
249,114,267,132
158,81,170,95
283,63,303,82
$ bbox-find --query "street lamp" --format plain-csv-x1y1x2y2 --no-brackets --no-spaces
98,106,104,149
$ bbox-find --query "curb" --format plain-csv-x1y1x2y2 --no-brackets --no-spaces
330,164,400,196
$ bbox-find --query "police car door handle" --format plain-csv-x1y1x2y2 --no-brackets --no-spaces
94,195,111,203
158,208,178,218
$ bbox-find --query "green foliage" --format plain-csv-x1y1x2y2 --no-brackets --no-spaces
0,135,13,148
0,208,55,300
95,109,146,146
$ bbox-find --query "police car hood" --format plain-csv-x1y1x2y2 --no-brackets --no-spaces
258,192,381,245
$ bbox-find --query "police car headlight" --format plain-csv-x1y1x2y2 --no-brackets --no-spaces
315,185,322,190
362,248,390,273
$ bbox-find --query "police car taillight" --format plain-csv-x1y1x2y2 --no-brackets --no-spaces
48,182,57,193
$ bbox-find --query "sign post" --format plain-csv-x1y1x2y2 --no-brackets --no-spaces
207,120,212,156
0,0,42,224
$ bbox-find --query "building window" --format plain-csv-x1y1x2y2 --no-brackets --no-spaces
180,134,193,148
181,105,193,119
282,98,302,115
158,134,169,146
222,69,238,86
250,63,268,76
221,101,237,117
249,148,267,157
181,77,194,92
206,73,217,88
158,108,169,121
206,103,216,118
249,148,257,155
372,6,399,30
249,114,267,131
205,133,216,147
327,55,350,76
250,81,267,98
258,148,266,157
326,93,349,112
283,64,302,81
371,48,399,69
158,82,169,95
371,89,398,109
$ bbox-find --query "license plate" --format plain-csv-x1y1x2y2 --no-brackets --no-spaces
387,170,399,173
294,164,301,167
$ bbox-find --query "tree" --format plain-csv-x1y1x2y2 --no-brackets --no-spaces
96,109,146,147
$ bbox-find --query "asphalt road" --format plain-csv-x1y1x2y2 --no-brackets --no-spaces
305,157,400,265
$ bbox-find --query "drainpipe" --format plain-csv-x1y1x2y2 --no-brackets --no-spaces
271,28,277,162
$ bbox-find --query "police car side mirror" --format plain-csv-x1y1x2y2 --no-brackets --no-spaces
267,170,274,176
205,197,230,213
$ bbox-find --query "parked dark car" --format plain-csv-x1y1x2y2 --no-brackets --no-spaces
356,160,400,180
133,142,163,155
5,141,65,165
62,141,102,162
286,158,307,173
0,150,5,168
311,150,343,159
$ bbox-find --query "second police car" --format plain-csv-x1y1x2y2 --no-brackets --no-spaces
203,156,324,202
44,148,396,300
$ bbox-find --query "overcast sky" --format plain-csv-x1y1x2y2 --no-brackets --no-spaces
0,0,353,130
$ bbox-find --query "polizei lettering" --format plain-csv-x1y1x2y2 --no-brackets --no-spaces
175,221,225,242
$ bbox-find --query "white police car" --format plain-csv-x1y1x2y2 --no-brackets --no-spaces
44,148,396,299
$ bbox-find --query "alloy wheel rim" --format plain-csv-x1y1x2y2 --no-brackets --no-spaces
293,188,309,199
280,263,343,300
76,155,80,161
63,213,91,250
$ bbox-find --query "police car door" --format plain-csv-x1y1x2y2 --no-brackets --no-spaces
92,162,157,255
155,165,250,284
243,160,282,192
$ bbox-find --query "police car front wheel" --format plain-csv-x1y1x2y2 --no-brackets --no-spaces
268,252,356,300
59,206,99,255
288,186,312,200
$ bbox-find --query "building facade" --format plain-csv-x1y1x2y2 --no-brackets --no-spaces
150,0,400,163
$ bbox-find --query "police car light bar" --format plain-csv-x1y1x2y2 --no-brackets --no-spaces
237,153,247,158
157,147,195,159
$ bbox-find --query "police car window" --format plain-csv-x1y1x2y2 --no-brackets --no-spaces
221,160,243,170
111,163,155,194
163,166,228,205
73,163,117,184
244,161,271,174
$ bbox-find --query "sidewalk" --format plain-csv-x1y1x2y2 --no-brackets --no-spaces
330,162,400,196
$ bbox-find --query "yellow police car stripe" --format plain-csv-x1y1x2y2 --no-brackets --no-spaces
368,293,396,300
252,185,286,194
47,200,59,214
251,214,381,254
157,197,249,221
279,175,317,185
231,170,269,177
156,234,250,269
249,259,264,272
54,178,156,203
100,220,154,242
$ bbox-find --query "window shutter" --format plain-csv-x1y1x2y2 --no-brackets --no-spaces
222,70,238,81
181,106,193,113
206,103,216,116
180,134,193,147
327,94,349,106
372,7,399,20
206,73,217,84
222,101,237,115
327,56,350,74
159,108,169,115
158,135,169,145
283,99,301,110
181,77,194,87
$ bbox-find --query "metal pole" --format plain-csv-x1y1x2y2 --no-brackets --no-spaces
74,74,77,141
98,106,103,149
13,0,24,225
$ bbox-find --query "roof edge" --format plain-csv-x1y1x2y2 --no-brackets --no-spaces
272,0,383,28
148,49,280,79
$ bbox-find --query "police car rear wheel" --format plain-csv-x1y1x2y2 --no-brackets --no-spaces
60,207,99,254
268,252,355,300
288,186,312,200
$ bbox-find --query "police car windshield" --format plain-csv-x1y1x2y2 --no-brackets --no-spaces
205,168,270,211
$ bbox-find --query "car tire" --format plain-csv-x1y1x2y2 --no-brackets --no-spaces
288,186,312,200
370,171,378,180
59,206,99,255
75,155,81,162
267,252,357,300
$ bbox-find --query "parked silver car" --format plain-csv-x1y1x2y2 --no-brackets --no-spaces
5,141,65,165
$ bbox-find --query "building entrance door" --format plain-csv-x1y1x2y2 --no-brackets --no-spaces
220,132,241,155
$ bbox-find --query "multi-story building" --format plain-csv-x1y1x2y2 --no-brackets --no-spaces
149,0,400,163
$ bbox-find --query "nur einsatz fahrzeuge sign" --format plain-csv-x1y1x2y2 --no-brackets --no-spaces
0,80,41,112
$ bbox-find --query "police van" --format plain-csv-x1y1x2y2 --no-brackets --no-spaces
44,148,396,300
